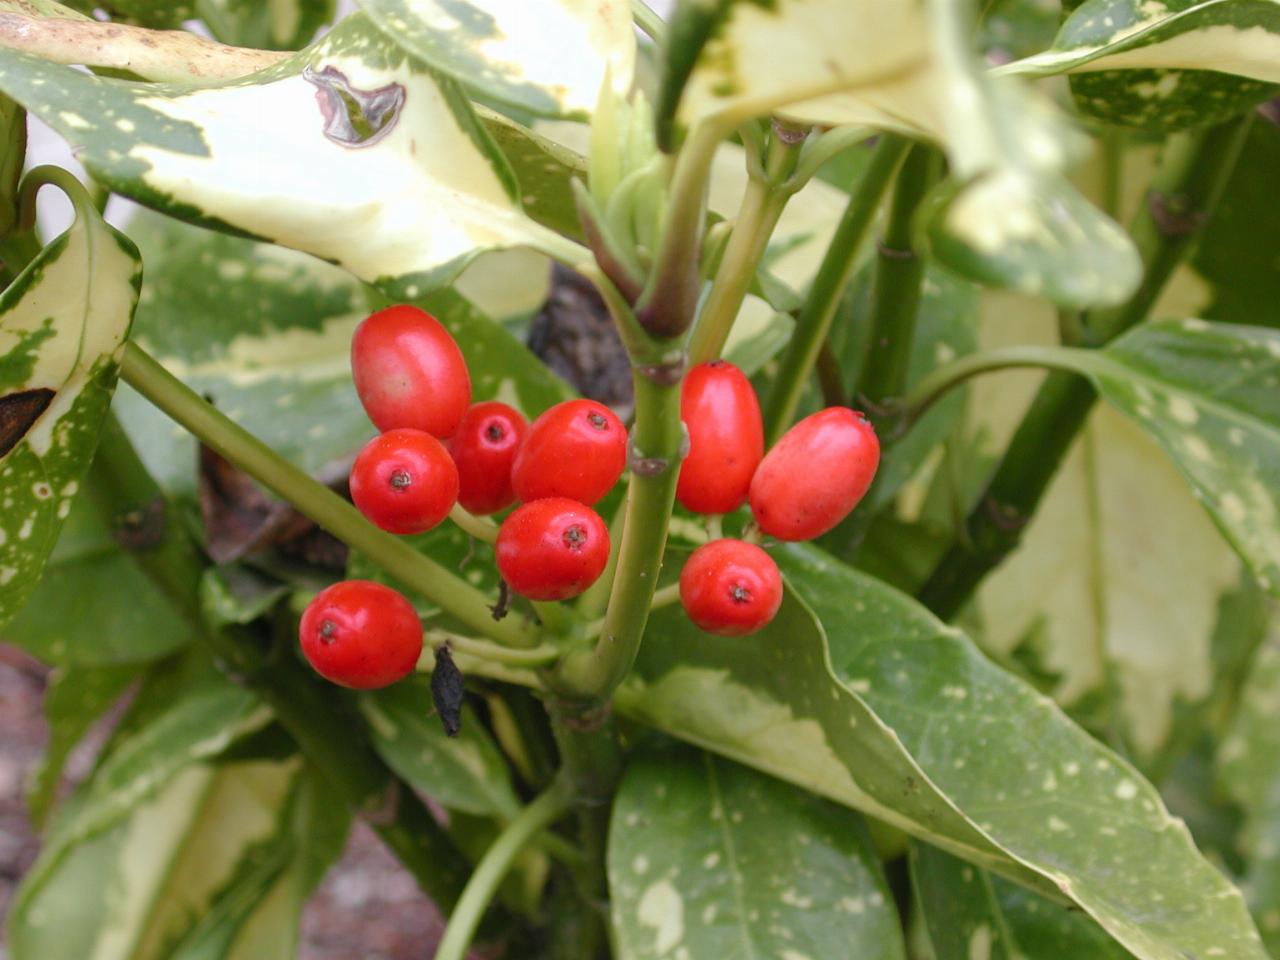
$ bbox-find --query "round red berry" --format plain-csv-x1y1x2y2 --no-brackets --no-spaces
677,360,764,515
351,304,471,438
448,402,527,515
749,408,879,541
350,428,459,535
299,580,423,689
511,399,627,506
679,540,782,637
496,498,610,600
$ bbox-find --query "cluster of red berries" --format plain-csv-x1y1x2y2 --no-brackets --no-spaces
298,304,879,689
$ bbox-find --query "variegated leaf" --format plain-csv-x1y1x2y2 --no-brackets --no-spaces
977,405,1253,759
615,544,1268,960
0,176,140,631
115,211,568,502
609,745,905,960
9,756,346,960
4,489,194,664
1067,320,1280,599
359,675,521,818
912,842,1136,959
1004,0,1280,130
356,0,635,118
1220,630,1280,952
656,0,1139,307
0,14,583,299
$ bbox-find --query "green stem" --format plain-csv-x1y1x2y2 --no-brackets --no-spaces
853,145,942,417
631,0,666,42
788,126,875,191
118,342,539,649
763,136,910,445
434,633,562,668
898,345,1081,425
434,779,574,960
87,413,472,908
916,116,1253,620
449,503,498,543
553,371,683,702
583,581,681,639
686,133,801,365
637,120,728,338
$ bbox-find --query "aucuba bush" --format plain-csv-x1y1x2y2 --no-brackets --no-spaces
2,1,1280,958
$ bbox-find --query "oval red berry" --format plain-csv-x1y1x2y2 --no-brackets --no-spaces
676,360,763,515
496,498,610,601
299,580,423,689
511,399,627,506
448,402,527,515
350,428,459,535
351,304,471,438
679,540,782,637
749,408,879,541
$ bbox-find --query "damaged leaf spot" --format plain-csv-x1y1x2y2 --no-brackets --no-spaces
303,65,405,148
0,388,54,458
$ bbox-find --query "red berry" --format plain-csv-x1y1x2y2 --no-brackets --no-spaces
448,402,527,515
350,428,459,535
511,399,627,506
496,498,610,600
676,360,763,515
299,580,423,689
749,408,879,541
351,304,471,438
679,540,782,637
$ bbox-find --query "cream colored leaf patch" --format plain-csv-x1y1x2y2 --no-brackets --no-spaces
0,15,579,299
0,179,140,631
1003,0,1280,83
656,0,1139,307
356,0,635,117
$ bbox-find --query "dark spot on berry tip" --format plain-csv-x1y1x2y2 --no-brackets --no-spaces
588,412,608,430
563,524,587,550
390,469,412,489
730,583,752,604
708,360,726,368
319,620,337,645
485,422,505,442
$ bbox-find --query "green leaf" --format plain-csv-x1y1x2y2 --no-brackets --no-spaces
3,491,194,664
609,744,905,960
657,0,1139,307
1003,0,1280,130
1220,631,1280,952
479,106,586,239
616,544,1268,960
115,211,568,503
912,842,1135,959
9,755,346,960
0,14,579,299
0,176,141,631
27,661,139,828
358,674,520,818
355,0,636,118
1190,118,1280,328
976,405,1251,759
1080,319,1280,599
196,0,336,50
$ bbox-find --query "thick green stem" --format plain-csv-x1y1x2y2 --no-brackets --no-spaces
854,145,942,416
434,779,574,960
916,116,1253,620
763,136,910,445
119,342,538,649
554,372,683,701
87,413,471,908
687,133,802,365
637,121,727,338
